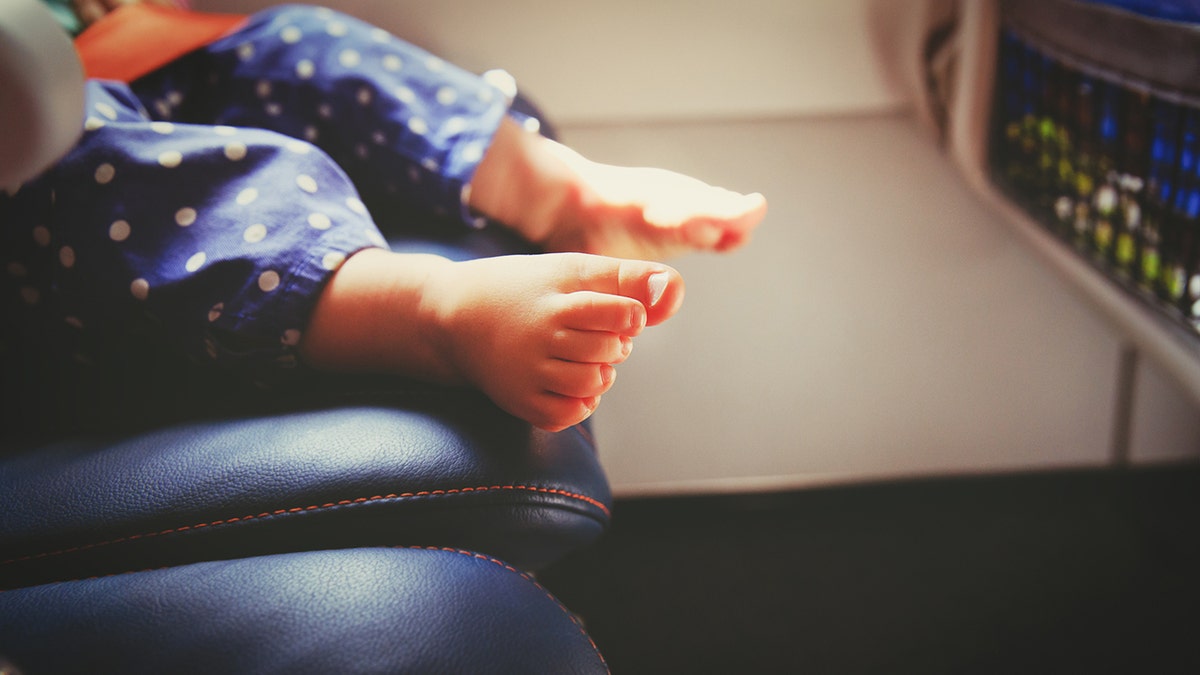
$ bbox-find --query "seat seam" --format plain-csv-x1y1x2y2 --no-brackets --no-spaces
0,483,610,567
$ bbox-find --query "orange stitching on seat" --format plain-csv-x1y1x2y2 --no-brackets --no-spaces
0,484,610,568
406,545,609,672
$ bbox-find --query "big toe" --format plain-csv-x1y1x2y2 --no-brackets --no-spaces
712,192,767,251
562,253,685,326
649,190,767,254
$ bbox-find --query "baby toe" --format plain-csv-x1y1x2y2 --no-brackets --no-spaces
558,291,646,336
550,329,632,364
528,392,600,432
541,361,615,400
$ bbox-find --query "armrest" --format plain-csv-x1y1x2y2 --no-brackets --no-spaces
0,388,610,590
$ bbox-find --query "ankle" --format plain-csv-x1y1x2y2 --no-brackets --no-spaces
299,250,462,384
468,117,581,246
414,258,475,385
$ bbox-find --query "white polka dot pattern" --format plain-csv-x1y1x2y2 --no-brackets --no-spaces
1,3,527,377
109,220,131,241
175,208,198,227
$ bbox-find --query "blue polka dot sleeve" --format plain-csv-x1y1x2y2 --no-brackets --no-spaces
2,4,518,375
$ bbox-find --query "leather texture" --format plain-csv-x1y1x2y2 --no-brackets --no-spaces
0,547,609,674
0,391,609,590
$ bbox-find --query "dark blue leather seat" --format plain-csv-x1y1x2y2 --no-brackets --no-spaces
0,4,611,662
0,379,610,590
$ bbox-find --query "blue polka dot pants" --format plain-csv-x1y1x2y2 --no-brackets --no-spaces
2,4,519,393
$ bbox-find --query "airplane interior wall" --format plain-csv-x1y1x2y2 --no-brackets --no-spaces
195,0,1200,494
200,0,914,123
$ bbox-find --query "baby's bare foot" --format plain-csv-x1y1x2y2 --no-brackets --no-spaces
540,142,768,260
422,252,683,431
469,118,767,261
299,249,682,431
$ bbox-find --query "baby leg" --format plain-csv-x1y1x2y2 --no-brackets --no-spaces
129,4,766,260
9,80,386,373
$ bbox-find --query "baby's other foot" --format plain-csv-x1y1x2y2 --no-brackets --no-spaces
468,118,767,261
422,252,683,431
543,143,768,260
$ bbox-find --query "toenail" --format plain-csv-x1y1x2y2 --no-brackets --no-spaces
630,303,646,331
600,364,615,385
648,271,669,307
